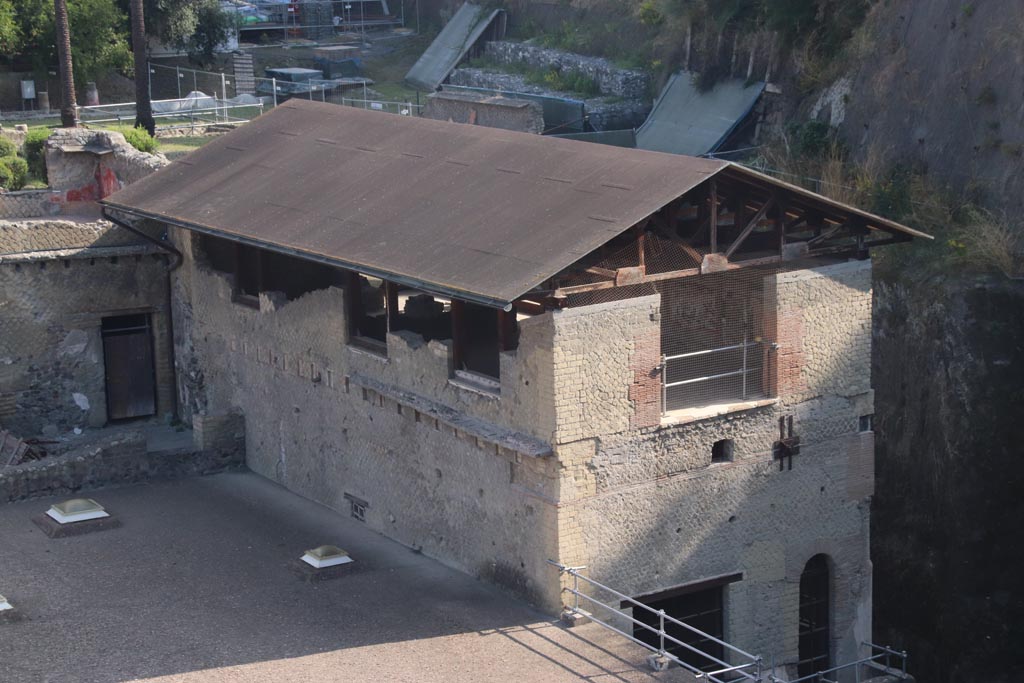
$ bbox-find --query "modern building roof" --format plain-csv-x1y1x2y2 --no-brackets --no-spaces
404,2,505,92
636,72,765,157
102,99,929,308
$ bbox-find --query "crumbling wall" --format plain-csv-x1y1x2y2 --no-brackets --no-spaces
0,248,174,436
170,228,562,609
44,128,168,203
422,91,545,133
553,259,875,672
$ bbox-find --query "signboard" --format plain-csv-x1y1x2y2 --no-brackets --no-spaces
21,80,36,100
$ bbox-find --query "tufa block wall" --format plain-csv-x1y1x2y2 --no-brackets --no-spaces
551,260,875,670
172,229,563,609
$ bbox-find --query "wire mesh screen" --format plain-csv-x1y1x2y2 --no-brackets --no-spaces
562,230,792,414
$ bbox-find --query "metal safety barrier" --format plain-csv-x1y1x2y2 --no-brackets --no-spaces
661,336,769,414
548,560,765,682
771,643,909,683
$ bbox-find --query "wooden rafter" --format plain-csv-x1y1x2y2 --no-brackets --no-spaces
724,198,775,259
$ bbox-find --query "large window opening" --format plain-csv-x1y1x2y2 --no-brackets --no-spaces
798,554,831,677
346,272,388,354
660,270,774,413
451,301,517,385
389,287,452,342
101,313,157,422
199,235,342,306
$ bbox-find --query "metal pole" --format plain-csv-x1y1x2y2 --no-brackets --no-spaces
193,70,197,93
661,355,667,414
742,331,748,399
272,78,278,107
176,65,181,99
221,72,227,122
309,79,313,101
147,61,153,103
658,609,666,655
572,571,579,613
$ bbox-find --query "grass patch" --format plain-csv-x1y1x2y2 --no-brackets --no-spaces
159,136,217,160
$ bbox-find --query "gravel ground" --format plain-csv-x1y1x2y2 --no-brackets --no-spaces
0,471,691,683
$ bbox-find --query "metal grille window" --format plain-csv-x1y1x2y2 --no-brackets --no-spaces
660,270,775,413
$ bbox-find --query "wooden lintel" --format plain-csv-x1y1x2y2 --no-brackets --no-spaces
583,266,617,279
725,198,775,259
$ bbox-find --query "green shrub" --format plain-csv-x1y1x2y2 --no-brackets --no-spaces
23,128,50,182
0,162,13,190
0,137,17,158
0,156,28,190
119,126,160,154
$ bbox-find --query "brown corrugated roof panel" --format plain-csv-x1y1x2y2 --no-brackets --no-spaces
102,99,726,306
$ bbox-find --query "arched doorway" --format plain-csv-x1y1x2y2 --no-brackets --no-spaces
798,554,831,677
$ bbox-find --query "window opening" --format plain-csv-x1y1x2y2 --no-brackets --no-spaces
859,414,874,432
346,272,388,354
344,493,368,522
798,554,831,677
201,235,342,305
389,287,452,342
452,301,517,383
711,439,734,463
660,271,774,413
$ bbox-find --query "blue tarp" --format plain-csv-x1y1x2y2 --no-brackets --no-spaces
635,72,764,156
405,3,505,92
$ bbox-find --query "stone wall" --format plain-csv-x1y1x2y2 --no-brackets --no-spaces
171,229,563,608
0,191,63,220
44,128,169,203
0,249,175,436
0,419,244,503
170,227,877,667
447,68,651,131
422,91,545,134
552,259,876,673
484,41,651,100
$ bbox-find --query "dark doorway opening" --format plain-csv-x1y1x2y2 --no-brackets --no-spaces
102,313,157,422
633,584,726,672
798,554,831,677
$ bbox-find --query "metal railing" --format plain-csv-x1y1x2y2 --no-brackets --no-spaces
548,561,765,682
661,335,769,414
770,643,908,683
77,98,264,131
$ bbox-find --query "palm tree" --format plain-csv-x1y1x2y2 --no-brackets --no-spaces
53,0,77,128
131,0,155,136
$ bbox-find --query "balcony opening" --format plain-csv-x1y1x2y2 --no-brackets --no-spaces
660,270,775,414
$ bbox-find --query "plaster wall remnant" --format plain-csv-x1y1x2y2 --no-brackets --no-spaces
171,216,875,672
44,128,169,205
422,91,545,134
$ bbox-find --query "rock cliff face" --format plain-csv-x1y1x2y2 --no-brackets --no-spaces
871,275,1024,683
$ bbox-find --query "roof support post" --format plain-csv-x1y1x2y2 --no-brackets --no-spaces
709,180,719,253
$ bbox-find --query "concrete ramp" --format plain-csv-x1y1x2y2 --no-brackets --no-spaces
636,72,764,156
405,2,506,92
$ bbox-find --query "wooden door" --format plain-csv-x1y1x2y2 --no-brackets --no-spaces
102,313,156,421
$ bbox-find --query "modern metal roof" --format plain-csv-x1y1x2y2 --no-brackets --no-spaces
636,72,765,156
102,99,726,307
405,2,505,92
102,99,929,308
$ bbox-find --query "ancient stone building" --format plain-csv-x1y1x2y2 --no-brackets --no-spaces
100,100,927,679
0,130,175,436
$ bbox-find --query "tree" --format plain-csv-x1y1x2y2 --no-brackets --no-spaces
0,0,19,54
131,0,155,135
16,0,130,83
53,0,78,127
142,0,234,67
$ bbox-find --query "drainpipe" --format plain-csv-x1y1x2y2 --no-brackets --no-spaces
102,206,182,421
